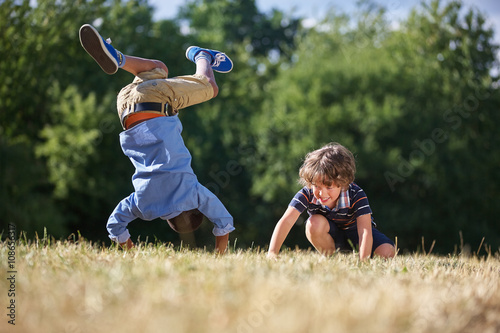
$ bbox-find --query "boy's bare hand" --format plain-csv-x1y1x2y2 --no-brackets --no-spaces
120,238,135,250
215,234,229,254
267,252,279,260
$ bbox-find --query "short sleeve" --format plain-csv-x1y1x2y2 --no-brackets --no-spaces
350,185,372,218
288,187,311,214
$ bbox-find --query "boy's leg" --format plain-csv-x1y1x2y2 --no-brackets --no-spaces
186,46,233,73
344,227,396,258
121,55,168,76
193,56,219,98
79,24,167,75
186,46,234,98
79,24,125,74
306,214,336,255
374,243,396,258
371,229,396,258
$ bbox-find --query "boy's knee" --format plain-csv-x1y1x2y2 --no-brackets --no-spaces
306,214,329,236
374,243,396,258
153,60,168,74
209,81,219,97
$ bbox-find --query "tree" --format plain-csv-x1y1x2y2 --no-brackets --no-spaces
2,0,499,254
0,0,169,239
174,0,303,246
246,0,500,253
179,0,300,59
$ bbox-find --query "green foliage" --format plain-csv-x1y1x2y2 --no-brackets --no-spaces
1,0,499,253
179,0,300,59
248,0,500,252
0,135,67,238
35,84,115,198
380,0,500,251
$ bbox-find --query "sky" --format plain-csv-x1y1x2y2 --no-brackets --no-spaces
147,0,500,45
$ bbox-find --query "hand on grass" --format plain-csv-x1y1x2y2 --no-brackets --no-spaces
120,238,135,250
267,251,279,260
215,234,229,255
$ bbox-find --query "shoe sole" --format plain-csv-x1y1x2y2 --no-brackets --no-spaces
79,24,118,75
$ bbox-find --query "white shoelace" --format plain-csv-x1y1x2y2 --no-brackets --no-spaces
213,53,227,67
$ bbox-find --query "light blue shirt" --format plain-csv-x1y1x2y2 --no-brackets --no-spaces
106,115,235,243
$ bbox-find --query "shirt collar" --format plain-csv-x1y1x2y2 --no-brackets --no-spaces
334,188,350,210
310,187,350,210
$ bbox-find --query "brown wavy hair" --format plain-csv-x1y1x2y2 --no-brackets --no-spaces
299,142,356,189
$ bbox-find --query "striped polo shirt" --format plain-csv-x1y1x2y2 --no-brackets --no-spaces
289,183,375,230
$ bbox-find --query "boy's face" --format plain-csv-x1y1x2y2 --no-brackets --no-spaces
311,181,342,209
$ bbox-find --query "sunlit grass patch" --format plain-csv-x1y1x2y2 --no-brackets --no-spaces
1,239,499,333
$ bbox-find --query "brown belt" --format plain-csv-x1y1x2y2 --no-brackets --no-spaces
121,102,176,130
124,112,165,129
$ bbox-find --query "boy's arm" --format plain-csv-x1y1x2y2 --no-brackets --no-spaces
357,214,373,260
267,206,301,258
215,233,229,254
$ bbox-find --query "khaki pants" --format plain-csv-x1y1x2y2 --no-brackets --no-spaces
117,68,213,120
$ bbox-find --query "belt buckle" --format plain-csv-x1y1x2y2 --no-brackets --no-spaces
164,103,178,116
120,104,135,129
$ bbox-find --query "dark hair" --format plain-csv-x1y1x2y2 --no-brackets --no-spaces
298,142,356,189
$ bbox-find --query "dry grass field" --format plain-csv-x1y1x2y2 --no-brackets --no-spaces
1,237,499,333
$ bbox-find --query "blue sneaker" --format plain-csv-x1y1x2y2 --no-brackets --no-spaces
186,46,233,73
79,24,125,74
